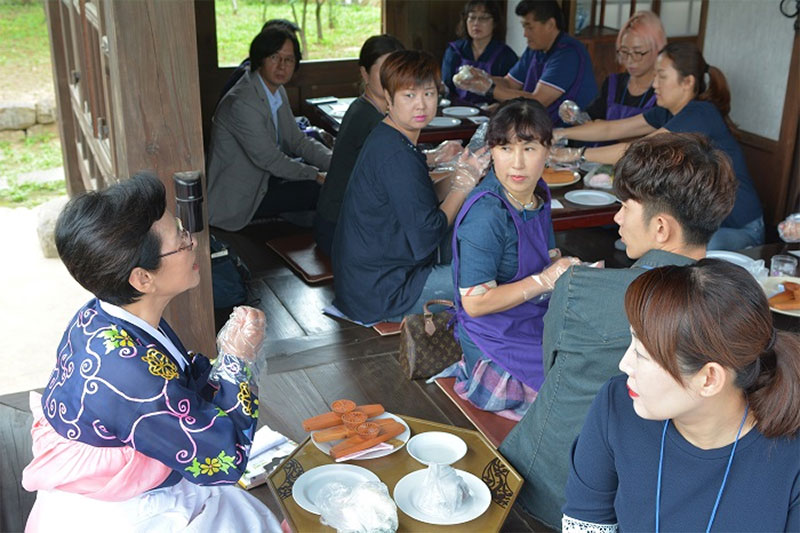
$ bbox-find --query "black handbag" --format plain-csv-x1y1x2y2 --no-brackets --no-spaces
398,299,463,380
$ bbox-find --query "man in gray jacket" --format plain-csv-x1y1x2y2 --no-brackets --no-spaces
499,133,738,528
207,28,331,231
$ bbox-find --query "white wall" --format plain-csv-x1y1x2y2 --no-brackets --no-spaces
702,0,793,140
506,2,526,55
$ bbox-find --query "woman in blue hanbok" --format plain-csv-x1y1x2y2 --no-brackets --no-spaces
21,174,280,532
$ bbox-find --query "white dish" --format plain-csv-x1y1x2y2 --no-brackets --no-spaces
442,106,480,117
468,116,489,124
543,170,581,189
393,469,491,525
428,117,461,128
564,190,617,206
706,251,757,270
311,412,410,460
406,431,467,465
760,276,800,318
438,98,451,107
292,464,379,514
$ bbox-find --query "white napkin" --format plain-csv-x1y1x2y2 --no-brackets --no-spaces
249,425,288,459
334,442,394,463
550,199,564,209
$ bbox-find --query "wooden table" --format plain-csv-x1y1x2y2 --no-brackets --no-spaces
267,415,523,533
306,97,480,144
739,242,800,333
549,180,619,232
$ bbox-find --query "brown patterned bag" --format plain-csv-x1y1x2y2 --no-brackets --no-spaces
398,299,463,380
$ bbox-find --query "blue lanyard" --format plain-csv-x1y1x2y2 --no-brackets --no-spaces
655,404,749,532
622,76,652,109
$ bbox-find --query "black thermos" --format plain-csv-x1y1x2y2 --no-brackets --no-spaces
173,171,204,234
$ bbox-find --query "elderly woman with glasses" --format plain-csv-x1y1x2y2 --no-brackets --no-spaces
21,174,281,532
441,0,518,105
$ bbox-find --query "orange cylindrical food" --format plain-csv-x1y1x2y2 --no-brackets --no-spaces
329,421,405,460
302,404,385,432
773,299,800,310
312,418,398,443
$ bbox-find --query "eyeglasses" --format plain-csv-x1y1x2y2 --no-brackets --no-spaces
267,53,297,67
159,217,194,258
467,14,493,23
616,49,650,62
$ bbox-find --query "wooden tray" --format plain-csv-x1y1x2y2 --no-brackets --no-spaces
267,415,523,532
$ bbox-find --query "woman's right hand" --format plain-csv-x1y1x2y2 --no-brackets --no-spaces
217,306,267,362
524,257,581,300
450,147,491,194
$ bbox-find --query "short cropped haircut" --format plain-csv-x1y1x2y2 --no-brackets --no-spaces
380,50,440,100
55,173,167,306
515,0,565,31
613,132,737,246
250,27,301,73
616,11,666,58
486,97,553,148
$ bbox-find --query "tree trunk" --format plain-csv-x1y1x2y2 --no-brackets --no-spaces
328,0,335,30
231,0,238,15
315,0,324,43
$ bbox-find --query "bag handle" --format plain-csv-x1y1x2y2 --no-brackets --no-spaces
423,299,455,336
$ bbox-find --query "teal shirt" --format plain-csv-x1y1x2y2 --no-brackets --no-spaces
499,249,696,528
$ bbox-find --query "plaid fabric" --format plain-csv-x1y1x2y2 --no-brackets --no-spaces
433,357,538,421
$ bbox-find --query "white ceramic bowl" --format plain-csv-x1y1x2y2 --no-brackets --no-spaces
406,431,467,465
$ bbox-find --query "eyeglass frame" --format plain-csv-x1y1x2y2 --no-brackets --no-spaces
158,217,194,258
267,53,297,67
466,14,493,23
616,48,650,62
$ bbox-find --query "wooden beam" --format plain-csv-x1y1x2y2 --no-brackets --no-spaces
696,0,709,52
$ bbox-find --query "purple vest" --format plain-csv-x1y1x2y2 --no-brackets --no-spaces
605,73,657,120
452,183,552,390
449,40,506,104
523,36,587,125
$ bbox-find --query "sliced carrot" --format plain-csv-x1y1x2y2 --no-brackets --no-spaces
330,421,406,460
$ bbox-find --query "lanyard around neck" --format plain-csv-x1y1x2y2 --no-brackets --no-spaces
655,404,749,533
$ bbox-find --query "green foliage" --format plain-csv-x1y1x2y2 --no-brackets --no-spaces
0,131,63,179
215,0,381,66
0,2,50,69
0,178,66,208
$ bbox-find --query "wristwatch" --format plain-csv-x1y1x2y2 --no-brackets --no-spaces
485,81,496,101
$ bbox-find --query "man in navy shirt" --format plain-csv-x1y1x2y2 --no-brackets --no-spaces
460,1,597,126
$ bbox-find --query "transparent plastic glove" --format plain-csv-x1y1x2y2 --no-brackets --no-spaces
523,257,581,301
452,65,492,94
450,147,491,194
425,140,463,167
466,122,489,154
552,128,568,147
778,213,800,243
211,306,267,390
548,146,584,165
558,100,591,125
317,481,398,533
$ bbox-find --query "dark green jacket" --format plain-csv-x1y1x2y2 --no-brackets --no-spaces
499,249,696,529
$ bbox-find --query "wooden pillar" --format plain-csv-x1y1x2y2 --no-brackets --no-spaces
103,0,216,356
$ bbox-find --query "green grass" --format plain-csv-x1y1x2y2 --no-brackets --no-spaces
0,178,66,208
0,131,65,207
0,2,50,69
215,0,381,65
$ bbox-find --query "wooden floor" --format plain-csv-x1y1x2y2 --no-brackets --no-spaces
210,219,627,532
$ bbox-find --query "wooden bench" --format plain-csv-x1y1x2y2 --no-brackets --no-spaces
433,377,518,449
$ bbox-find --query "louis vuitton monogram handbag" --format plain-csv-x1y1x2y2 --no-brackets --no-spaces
398,299,463,380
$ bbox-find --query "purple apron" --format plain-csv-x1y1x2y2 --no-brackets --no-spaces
450,40,505,104
605,73,656,120
523,36,587,125
452,183,552,390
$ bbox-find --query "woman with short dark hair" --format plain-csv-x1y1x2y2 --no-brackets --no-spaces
332,50,490,324
438,98,579,419
563,259,800,531
441,0,518,105
22,174,280,531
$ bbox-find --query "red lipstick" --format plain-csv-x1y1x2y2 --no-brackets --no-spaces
627,385,639,398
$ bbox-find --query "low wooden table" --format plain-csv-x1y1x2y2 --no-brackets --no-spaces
267,415,523,532
550,181,619,232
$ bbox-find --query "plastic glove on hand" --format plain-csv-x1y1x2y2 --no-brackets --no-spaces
216,306,266,362
427,140,464,166
452,66,492,94
523,257,581,300
548,146,584,165
450,147,491,194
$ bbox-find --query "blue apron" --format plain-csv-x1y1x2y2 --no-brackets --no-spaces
449,40,506,104
523,35,588,125
605,73,656,120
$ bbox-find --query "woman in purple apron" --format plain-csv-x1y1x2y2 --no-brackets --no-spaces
583,11,665,122
434,98,580,420
441,1,518,105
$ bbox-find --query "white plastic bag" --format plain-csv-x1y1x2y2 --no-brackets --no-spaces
317,481,398,533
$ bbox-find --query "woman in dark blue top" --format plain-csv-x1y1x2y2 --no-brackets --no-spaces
554,42,764,251
332,50,490,324
441,0,518,105
564,260,800,532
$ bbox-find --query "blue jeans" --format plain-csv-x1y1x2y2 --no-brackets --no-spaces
385,264,454,322
708,216,765,251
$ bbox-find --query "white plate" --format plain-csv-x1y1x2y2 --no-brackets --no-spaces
406,431,467,465
442,106,479,117
393,469,491,525
543,170,581,189
564,190,617,206
311,412,410,460
292,464,380,514
428,117,462,128
760,276,800,317
438,98,451,107
706,251,757,270
468,116,489,124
